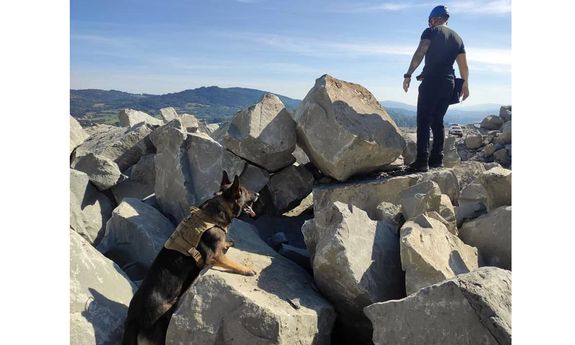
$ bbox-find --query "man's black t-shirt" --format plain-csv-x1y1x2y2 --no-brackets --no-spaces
420,25,465,78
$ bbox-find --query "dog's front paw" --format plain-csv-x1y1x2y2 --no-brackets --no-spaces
242,267,257,276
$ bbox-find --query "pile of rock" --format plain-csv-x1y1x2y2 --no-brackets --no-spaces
70,75,511,345
457,106,512,168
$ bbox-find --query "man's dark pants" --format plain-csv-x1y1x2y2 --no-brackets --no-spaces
416,74,455,163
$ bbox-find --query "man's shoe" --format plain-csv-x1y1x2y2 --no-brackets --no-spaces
429,161,443,168
428,155,443,168
406,159,429,173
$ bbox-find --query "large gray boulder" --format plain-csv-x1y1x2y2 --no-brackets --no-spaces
400,181,442,221
494,148,511,167
401,132,417,166
294,74,405,181
72,122,155,172
167,220,335,345
111,153,156,204
400,214,480,295
443,135,461,168
186,131,228,205
118,108,163,127
460,206,512,270
150,120,194,222
159,107,179,122
479,166,511,210
71,152,124,190
209,120,231,144
239,163,269,193
416,168,459,204
456,182,488,226
496,121,512,144
70,169,114,245
302,202,404,343
150,119,229,223
364,267,512,345
499,105,512,122
70,230,135,345
267,165,314,214
465,134,483,149
452,161,487,191
70,115,89,155
224,93,296,171
313,169,457,220
97,198,175,276
480,115,504,130
222,150,248,183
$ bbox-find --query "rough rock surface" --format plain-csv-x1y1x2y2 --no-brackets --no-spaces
239,163,269,193
294,74,405,181
364,267,512,345
479,166,512,210
400,214,480,295
150,119,194,222
443,135,461,167
456,182,488,226
70,115,89,155
499,105,512,122
181,113,200,132
71,152,124,190
224,93,296,171
186,131,228,205
119,108,163,127
465,134,483,149
302,202,404,343
151,120,229,222
222,150,248,181
410,168,459,204
480,115,504,130
267,165,314,214
400,181,442,221
460,206,512,270
72,122,155,172
159,107,179,122
452,161,487,191
313,169,458,220
401,132,417,166
111,153,156,204
70,230,135,345
167,220,335,345
97,198,175,277
497,121,512,144
70,169,114,245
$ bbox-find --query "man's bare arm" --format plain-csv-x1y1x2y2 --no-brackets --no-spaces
406,39,431,76
455,53,470,101
403,39,431,92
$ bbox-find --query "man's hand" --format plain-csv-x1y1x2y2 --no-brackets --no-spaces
461,81,469,101
403,77,411,92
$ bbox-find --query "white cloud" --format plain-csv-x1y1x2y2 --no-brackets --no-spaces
331,2,435,13
233,32,511,70
448,0,511,15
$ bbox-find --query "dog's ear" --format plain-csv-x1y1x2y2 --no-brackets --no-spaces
220,171,231,190
224,175,241,199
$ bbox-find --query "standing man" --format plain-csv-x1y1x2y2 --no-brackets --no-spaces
403,5,469,172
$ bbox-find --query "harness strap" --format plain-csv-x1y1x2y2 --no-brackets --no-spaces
164,206,226,268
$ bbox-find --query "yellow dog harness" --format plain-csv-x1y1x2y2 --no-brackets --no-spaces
164,207,227,267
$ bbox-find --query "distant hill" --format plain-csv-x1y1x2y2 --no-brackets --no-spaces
70,87,302,125
381,100,503,127
71,87,501,127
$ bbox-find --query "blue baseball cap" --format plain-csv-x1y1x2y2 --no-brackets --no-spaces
429,5,450,19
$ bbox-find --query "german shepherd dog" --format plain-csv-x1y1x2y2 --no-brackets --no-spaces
122,172,259,345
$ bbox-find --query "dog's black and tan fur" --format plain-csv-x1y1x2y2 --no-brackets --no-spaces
122,172,258,345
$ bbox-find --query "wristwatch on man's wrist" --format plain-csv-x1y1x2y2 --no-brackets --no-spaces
404,73,411,78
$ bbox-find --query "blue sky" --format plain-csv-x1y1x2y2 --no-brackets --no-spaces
71,0,511,106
